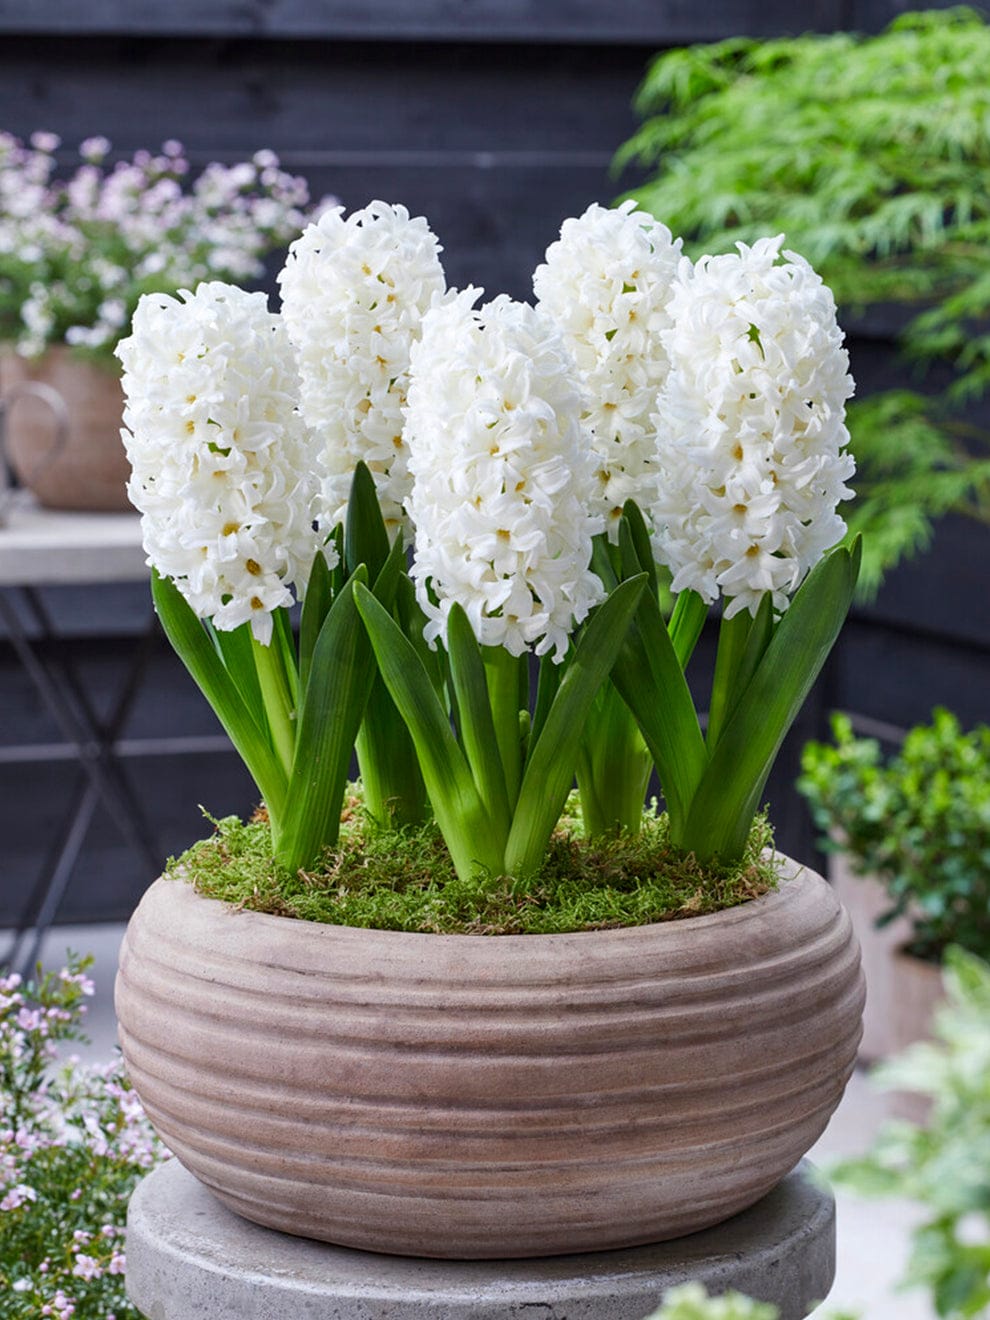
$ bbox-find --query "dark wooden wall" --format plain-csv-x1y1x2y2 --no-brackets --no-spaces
1,0,983,926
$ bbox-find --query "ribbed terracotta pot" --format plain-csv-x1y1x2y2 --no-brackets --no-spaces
1,347,131,511
115,858,864,1260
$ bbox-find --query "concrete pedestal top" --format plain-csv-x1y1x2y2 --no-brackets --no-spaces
126,1159,835,1320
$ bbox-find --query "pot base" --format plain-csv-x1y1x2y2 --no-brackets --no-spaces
126,1158,835,1320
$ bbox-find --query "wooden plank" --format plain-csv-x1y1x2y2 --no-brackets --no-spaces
0,0,846,42
848,0,962,34
0,36,644,157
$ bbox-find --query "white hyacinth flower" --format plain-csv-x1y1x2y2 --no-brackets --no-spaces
118,282,326,645
405,291,604,661
277,200,448,537
533,200,682,538
652,236,856,618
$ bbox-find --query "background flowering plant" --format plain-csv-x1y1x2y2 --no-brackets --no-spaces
0,132,329,362
120,199,859,891
0,958,168,1318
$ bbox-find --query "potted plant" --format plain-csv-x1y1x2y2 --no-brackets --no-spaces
0,131,331,510
618,7,990,599
799,708,990,1065
113,200,865,1260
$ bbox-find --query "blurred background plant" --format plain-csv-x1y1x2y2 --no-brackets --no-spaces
831,947,990,1318
618,6,990,597
0,132,330,363
799,709,990,964
0,955,168,1318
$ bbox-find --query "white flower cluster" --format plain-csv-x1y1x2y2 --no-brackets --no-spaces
278,200,449,537
117,282,327,644
533,200,682,538
405,291,604,660
652,236,855,617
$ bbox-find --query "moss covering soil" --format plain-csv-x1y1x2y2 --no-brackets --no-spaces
167,792,780,936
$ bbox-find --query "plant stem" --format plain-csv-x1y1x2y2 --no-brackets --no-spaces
483,646,525,811
252,627,296,779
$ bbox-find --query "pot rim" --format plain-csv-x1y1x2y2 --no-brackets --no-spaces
152,851,817,949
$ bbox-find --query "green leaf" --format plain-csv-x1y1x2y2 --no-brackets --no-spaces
151,570,287,822
504,575,647,879
706,595,774,751
611,581,708,840
667,588,709,668
395,573,445,700
683,541,861,861
299,550,333,692
344,460,390,580
531,652,563,747
271,605,299,709
354,583,505,882
208,619,266,729
446,605,512,838
276,571,372,872
620,499,659,600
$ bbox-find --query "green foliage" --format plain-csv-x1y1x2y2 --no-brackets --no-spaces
611,503,860,863
620,7,990,593
799,709,990,961
171,796,778,936
641,1283,779,1320
355,572,647,884
153,463,422,874
831,947,990,1317
0,956,168,1318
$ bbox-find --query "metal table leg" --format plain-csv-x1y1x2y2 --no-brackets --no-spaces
0,587,162,978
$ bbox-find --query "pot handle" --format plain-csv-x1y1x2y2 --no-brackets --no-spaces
0,381,70,520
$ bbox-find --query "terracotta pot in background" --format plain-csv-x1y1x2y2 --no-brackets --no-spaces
115,858,864,1260
1,347,131,511
829,852,943,1064
829,853,943,1123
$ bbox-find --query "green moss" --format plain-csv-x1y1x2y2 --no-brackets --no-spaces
166,794,780,935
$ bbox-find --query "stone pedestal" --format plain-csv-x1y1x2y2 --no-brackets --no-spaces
126,1160,835,1319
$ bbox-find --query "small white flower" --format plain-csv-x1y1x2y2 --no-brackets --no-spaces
117,282,330,644
534,200,682,538
405,291,604,660
652,236,855,617
277,200,449,537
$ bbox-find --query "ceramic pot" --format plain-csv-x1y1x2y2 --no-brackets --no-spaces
115,858,864,1260
1,347,131,511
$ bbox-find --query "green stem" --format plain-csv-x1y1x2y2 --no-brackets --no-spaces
483,646,525,811
252,628,296,779
706,607,752,752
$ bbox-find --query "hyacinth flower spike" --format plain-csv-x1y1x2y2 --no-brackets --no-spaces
611,237,860,863
118,282,402,874
534,200,708,837
277,200,453,828
354,291,646,885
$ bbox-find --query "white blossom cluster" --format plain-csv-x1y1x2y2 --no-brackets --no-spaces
405,291,604,660
533,200,682,538
278,201,449,537
117,282,327,644
651,236,855,617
